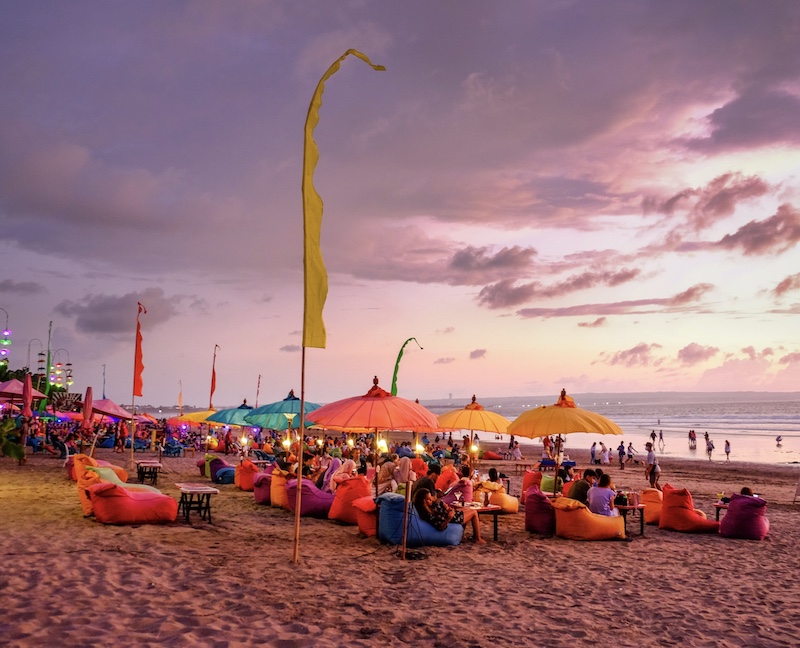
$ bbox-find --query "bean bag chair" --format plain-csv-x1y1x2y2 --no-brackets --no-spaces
352,496,378,537
70,454,129,483
86,466,160,493
78,466,158,517
253,465,275,505
552,497,626,541
320,458,341,493
209,457,235,483
435,466,459,494
97,435,115,449
658,484,719,534
285,478,335,518
540,474,562,495
270,469,291,510
397,446,415,459
411,457,429,480
525,485,555,535
640,488,663,525
202,454,218,478
482,450,503,460
441,480,473,506
489,491,519,513
561,482,573,497
328,476,371,525
213,466,236,484
376,492,463,547
87,482,178,525
473,480,505,503
235,460,259,491
522,470,543,494
719,494,770,541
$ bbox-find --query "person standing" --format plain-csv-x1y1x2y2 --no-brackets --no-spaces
644,442,661,490
617,441,626,469
658,430,665,451
706,437,715,460
626,442,637,464
724,439,731,462
590,442,597,465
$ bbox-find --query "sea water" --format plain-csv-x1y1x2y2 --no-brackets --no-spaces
422,392,800,466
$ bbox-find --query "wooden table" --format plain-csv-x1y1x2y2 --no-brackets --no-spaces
176,483,220,524
617,504,646,536
714,502,729,521
452,502,505,541
136,460,162,486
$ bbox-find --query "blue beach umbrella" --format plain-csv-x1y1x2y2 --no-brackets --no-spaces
244,390,321,430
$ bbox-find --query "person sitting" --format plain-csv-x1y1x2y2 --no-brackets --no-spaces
566,468,597,505
393,456,416,494
412,463,441,498
740,487,754,496
587,473,619,517
329,459,358,493
558,465,575,484
376,457,397,495
511,441,524,461
413,487,485,544
474,467,506,504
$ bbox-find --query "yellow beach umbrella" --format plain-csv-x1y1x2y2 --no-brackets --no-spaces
437,395,511,464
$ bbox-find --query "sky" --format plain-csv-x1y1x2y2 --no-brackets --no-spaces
2,1,799,409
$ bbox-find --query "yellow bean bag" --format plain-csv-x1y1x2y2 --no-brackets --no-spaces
270,469,291,510
552,497,625,541
473,480,505,503
658,484,719,533
489,491,519,513
235,460,258,491
640,488,663,525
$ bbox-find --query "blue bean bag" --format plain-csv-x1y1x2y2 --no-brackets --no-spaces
397,446,416,459
376,493,463,548
213,466,236,484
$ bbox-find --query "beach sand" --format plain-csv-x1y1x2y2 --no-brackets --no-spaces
2,443,799,648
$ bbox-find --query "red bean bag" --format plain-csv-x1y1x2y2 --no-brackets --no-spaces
411,457,429,480
328,476,371,525
435,466,458,493
352,496,378,537
285,478,335,518
720,494,770,540
522,470,543,494
270,470,291,510
552,497,625,540
87,482,178,525
482,450,503,460
658,484,719,533
253,465,275,505
235,460,259,491
640,488,663,525
525,485,555,535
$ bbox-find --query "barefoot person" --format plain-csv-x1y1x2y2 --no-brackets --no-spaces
644,442,661,491
413,487,485,544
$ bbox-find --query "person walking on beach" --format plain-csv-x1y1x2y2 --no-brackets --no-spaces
590,442,597,465
617,441,626,469
724,439,731,462
658,430,665,451
706,437,715,460
626,442,637,464
650,430,657,446
645,442,661,490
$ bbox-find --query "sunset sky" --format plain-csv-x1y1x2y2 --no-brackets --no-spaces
2,1,799,408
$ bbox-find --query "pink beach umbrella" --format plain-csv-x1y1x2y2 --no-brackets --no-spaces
82,386,94,432
22,373,33,418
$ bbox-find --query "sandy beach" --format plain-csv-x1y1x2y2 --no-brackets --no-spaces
2,443,799,648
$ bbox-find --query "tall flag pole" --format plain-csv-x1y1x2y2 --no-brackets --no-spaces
294,49,385,565
130,302,146,467
42,321,52,413
209,344,220,410
178,380,183,416
391,337,422,396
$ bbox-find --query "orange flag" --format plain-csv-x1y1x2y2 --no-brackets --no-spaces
302,49,385,348
209,344,220,410
133,302,146,397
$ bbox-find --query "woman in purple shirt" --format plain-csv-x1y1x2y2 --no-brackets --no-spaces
587,473,620,517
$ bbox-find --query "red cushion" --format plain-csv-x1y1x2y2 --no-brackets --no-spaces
328,476,371,525
659,483,719,533
88,483,177,525
352,496,378,537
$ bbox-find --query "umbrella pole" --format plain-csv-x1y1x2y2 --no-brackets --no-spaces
401,474,411,560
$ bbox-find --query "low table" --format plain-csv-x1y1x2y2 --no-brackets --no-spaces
136,460,162,486
617,504,646,536
452,502,505,541
176,483,220,524
714,502,729,521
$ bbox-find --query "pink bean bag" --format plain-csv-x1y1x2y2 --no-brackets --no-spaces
197,457,207,476
720,494,770,540
352,496,378,537
441,480,473,505
87,482,178,525
659,484,719,534
235,460,259,491
285,478,335,518
253,465,275,505
525,485,555,535
328,476,371,525
522,470,543,494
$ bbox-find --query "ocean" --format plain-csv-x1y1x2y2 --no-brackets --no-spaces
144,392,800,466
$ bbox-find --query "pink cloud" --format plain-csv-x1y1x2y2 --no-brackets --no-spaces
578,317,606,328
772,273,800,297
598,342,663,368
469,349,487,360
434,357,456,365
779,352,800,364
716,204,800,255
677,343,719,366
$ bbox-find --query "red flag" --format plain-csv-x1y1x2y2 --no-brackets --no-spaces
209,344,220,409
133,302,146,397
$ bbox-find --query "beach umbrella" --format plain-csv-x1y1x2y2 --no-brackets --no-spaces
91,398,133,419
173,409,216,423
244,390,321,431
437,394,511,465
0,378,46,400
507,390,622,494
310,376,440,560
81,386,94,432
206,407,255,427
21,373,33,418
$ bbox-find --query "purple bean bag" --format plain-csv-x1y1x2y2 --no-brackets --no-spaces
720,494,770,540
441,480,473,506
285,478,335,518
253,464,275,505
209,457,235,482
525,484,555,535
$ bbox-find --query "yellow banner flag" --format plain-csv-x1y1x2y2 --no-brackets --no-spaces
302,49,385,348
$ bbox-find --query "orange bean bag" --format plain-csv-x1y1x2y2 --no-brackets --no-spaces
640,488,663,525
411,457,429,480
552,497,626,540
482,450,503,460
87,482,178,525
235,460,258,491
522,470,543,493
71,454,128,483
270,469,291,510
352,496,378,537
489,491,519,513
435,466,458,493
658,484,719,533
328,476,371,525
